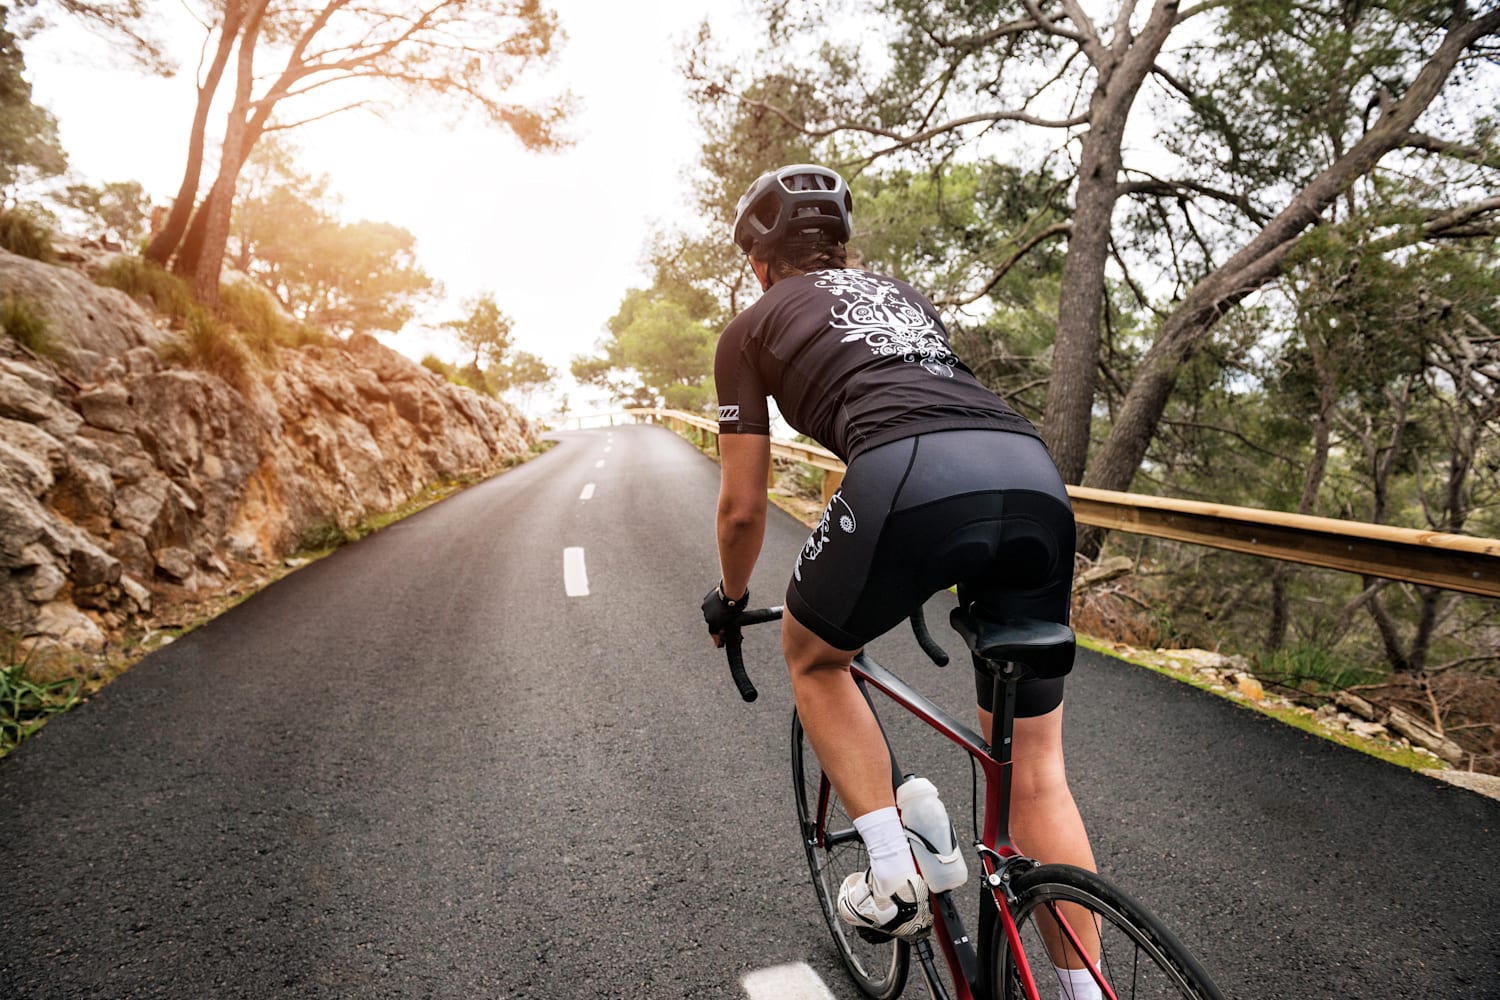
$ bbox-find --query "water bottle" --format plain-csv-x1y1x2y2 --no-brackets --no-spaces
897,775,968,892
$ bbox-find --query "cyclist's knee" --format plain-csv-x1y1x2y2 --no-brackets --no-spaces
782,609,857,677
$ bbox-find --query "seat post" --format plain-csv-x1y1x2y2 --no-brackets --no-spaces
987,668,1018,840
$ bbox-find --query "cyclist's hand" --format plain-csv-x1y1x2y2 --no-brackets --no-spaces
702,582,749,647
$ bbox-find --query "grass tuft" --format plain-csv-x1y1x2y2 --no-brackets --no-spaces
0,209,57,262
155,306,254,393
1,649,82,757
1,293,55,355
95,257,194,320
1258,642,1385,693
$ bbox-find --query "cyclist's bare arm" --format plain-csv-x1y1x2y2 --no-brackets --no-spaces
715,433,771,599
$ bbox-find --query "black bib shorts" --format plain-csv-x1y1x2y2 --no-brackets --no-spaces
784,429,1075,718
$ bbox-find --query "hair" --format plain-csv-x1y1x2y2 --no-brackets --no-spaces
754,238,852,284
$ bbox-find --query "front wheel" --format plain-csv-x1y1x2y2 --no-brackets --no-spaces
994,864,1223,1000
791,710,909,1000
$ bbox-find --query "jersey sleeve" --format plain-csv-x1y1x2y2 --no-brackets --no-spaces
714,314,772,436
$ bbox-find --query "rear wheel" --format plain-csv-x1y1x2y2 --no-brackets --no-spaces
994,864,1223,1000
791,710,909,999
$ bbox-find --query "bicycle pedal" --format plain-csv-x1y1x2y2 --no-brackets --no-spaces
853,924,928,944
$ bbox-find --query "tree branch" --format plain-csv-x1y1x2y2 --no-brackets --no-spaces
732,95,1089,147
941,221,1072,307
1118,175,1271,224
1402,130,1500,168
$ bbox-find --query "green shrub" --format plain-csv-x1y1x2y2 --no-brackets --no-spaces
1260,642,1385,693
1,293,54,355
297,520,356,552
1,653,81,757
0,209,56,262
288,322,333,348
218,280,291,358
157,305,253,393
95,257,194,320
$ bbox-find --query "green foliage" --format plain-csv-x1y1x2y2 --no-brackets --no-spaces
156,305,253,394
216,280,300,358
0,207,56,261
232,141,437,336
1,652,81,757
297,520,358,552
95,256,194,320
489,348,556,415
579,290,717,412
443,293,514,371
57,180,153,246
0,8,67,191
0,292,52,355
1259,642,1385,694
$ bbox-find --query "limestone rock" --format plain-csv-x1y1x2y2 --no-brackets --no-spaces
0,247,167,378
0,250,536,654
77,382,135,433
153,546,194,582
32,600,105,651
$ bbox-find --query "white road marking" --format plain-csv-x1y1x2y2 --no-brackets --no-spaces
594,459,605,468
742,963,836,1000
604,445,612,452
579,483,595,501
563,547,589,597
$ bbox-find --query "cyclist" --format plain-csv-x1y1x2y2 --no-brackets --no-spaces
702,164,1098,946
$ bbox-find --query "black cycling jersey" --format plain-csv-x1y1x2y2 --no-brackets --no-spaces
714,268,1038,461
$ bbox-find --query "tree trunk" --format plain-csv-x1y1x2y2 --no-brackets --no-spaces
1082,7,1500,494
1041,0,1181,485
1044,126,1120,484
144,3,243,266
176,1,270,305
1267,568,1289,650
1271,331,1339,648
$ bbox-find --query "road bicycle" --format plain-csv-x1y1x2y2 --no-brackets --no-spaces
721,603,1224,1000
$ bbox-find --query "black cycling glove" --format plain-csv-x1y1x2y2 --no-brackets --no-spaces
702,582,749,636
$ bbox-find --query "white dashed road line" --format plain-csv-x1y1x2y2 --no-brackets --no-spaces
595,459,605,468
579,483,595,501
742,963,836,1000
563,547,589,597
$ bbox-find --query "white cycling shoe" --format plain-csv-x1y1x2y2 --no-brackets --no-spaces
836,870,932,940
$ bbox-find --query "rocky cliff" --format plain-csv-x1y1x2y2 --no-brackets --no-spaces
0,246,535,661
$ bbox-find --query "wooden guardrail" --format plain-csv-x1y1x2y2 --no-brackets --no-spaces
598,408,1500,599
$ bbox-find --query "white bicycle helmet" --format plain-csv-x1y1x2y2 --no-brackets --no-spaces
732,163,853,256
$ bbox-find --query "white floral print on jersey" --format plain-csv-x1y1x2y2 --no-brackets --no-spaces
814,269,959,377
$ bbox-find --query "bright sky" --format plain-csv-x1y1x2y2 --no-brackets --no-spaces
23,0,759,419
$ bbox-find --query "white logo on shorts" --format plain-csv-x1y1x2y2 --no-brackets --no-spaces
794,489,857,582
719,405,740,423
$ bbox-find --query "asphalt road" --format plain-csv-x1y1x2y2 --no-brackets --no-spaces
2,424,1497,999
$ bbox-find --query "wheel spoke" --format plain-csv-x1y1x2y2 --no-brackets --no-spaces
998,865,1223,1000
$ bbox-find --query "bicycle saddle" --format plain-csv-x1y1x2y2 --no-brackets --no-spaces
948,609,1076,679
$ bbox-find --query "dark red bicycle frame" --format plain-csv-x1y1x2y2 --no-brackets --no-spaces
810,649,1117,1000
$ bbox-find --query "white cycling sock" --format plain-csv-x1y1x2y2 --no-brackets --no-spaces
852,806,918,896
1054,965,1104,1000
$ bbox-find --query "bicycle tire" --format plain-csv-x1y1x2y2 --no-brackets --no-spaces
791,710,910,1000
993,863,1224,1000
